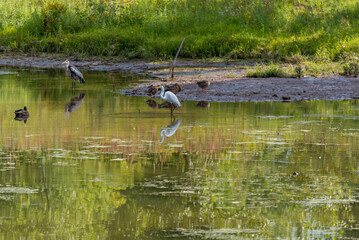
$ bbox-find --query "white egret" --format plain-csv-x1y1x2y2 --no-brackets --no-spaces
156,86,181,116
62,60,85,88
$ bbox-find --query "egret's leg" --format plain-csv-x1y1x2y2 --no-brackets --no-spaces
171,103,176,118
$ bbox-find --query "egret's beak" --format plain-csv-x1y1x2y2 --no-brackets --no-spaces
155,86,161,90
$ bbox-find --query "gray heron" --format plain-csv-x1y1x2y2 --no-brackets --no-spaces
62,60,85,88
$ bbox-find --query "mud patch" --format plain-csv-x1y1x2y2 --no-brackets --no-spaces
1,55,359,102
120,68,359,102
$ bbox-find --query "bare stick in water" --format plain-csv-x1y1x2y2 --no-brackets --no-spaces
169,37,185,80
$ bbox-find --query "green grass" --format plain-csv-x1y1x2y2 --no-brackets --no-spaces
245,60,354,78
246,63,289,78
0,0,359,63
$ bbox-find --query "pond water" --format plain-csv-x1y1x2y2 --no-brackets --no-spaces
0,67,359,239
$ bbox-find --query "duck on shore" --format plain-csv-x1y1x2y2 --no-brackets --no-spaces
197,80,210,92
146,83,183,97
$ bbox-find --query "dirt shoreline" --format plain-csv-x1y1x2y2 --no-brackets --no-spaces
1,55,359,102
119,64,359,102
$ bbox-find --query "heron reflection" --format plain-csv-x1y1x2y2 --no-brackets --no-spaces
65,93,86,117
160,120,181,143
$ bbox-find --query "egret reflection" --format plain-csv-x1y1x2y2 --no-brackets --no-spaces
160,119,181,143
65,93,86,117
197,101,210,108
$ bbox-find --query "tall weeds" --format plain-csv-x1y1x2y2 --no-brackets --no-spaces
0,0,358,60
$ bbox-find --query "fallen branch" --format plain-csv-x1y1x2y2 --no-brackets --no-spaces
169,37,185,80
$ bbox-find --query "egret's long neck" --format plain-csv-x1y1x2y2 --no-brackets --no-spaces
160,88,165,99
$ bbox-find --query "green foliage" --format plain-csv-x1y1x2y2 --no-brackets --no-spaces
295,66,304,78
246,63,288,78
42,2,67,35
0,0,359,60
343,62,359,76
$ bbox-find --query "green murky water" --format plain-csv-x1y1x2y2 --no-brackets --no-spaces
0,67,359,239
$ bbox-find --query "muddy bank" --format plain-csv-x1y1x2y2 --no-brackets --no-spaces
1,55,359,102
0,55,243,75
120,68,359,102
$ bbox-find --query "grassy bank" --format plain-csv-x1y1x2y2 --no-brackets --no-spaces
0,0,359,63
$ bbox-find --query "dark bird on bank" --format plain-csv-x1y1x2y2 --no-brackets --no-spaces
146,85,158,97
65,93,86,117
197,101,210,108
62,60,85,87
14,106,29,123
165,83,182,94
197,80,210,92
146,83,182,97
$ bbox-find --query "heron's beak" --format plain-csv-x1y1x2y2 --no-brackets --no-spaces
62,61,67,64
155,86,161,90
